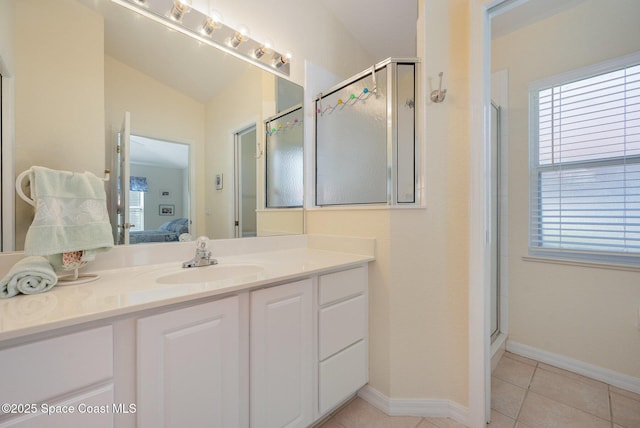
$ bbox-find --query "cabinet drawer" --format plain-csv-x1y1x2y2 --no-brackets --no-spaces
319,340,367,415
0,384,115,428
318,266,367,306
319,294,366,360
0,326,113,406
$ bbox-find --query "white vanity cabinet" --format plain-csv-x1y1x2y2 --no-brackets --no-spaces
0,326,115,428
136,296,241,428
317,266,368,415
250,279,314,428
134,269,366,428
0,257,371,428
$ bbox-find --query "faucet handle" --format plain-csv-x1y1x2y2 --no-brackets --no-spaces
196,236,209,249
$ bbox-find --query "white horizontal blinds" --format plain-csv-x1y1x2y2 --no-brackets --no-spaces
532,64,640,254
129,191,144,232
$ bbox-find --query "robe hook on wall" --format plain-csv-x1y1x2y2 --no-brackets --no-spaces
430,72,447,103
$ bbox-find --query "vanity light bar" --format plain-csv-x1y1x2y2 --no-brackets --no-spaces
111,0,291,77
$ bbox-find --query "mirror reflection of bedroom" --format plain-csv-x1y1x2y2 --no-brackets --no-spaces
127,136,190,245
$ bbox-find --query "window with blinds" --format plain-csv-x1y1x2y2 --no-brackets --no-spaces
129,191,144,232
530,61,640,263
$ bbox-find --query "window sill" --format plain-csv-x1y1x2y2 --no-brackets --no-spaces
306,204,426,212
522,255,640,272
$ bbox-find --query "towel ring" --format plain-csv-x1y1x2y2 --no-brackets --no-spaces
16,168,111,206
15,169,35,206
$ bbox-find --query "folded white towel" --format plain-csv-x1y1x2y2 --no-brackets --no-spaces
0,256,58,298
23,166,114,267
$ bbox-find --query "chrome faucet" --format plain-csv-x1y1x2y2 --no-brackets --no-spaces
182,236,218,268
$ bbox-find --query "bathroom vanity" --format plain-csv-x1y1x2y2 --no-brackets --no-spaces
0,235,374,428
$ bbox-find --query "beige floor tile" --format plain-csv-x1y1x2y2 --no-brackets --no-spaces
504,352,538,367
317,418,346,428
415,420,441,428
332,398,422,428
515,423,534,428
491,376,527,419
518,391,610,428
611,386,640,402
611,391,640,428
537,363,608,391
529,366,610,420
421,417,467,428
494,357,536,388
489,409,516,428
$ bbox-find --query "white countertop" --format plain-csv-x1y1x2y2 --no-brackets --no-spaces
0,236,375,343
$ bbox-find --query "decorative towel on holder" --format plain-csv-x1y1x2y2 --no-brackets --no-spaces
0,256,58,298
23,166,114,271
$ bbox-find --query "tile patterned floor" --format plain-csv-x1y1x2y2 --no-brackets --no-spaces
318,352,640,428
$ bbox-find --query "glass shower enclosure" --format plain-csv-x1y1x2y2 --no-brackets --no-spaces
315,58,420,206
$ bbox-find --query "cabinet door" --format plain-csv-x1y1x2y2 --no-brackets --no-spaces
250,279,313,428
137,296,240,428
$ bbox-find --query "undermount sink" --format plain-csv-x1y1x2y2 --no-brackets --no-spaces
156,264,264,285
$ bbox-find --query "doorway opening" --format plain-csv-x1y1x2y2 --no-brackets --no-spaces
234,125,257,238
111,112,191,245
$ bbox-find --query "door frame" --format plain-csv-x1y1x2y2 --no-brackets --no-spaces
0,54,14,251
469,0,516,426
233,124,257,238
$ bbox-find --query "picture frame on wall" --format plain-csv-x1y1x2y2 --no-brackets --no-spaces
160,190,171,198
159,204,175,216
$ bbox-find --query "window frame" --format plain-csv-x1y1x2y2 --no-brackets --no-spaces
528,51,640,266
129,190,145,232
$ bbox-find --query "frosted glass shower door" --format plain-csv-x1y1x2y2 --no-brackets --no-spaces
315,59,418,206
265,106,304,208
316,69,388,205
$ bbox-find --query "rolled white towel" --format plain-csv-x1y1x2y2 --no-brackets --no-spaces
0,256,58,298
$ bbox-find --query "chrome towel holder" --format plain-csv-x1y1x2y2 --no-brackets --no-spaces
430,72,447,103
16,168,110,206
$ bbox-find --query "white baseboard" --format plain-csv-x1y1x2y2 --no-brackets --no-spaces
357,385,469,426
507,340,640,394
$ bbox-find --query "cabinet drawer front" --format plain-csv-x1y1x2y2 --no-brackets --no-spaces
0,384,115,428
319,294,366,360
318,266,367,306
319,340,367,415
0,326,113,406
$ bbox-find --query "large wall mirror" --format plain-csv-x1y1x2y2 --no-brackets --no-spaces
2,0,304,251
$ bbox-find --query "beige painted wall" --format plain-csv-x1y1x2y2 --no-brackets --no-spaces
205,67,273,239
493,0,640,378
306,0,471,405
188,0,375,85
257,210,304,236
104,55,206,237
13,0,104,250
